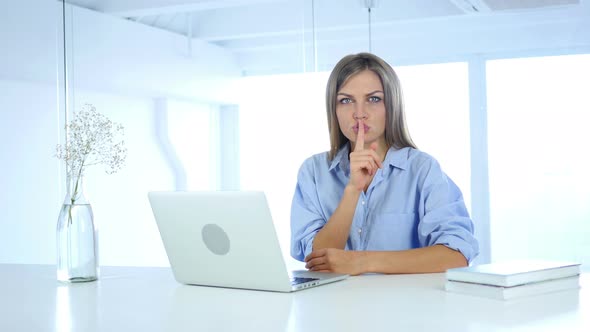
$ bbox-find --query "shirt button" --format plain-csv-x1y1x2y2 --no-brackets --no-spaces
361,200,365,205
358,228,362,234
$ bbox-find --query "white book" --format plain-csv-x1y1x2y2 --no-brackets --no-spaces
446,260,581,287
445,275,580,300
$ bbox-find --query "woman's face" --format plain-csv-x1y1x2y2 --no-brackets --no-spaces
336,69,387,151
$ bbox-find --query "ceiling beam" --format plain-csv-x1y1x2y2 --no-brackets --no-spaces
449,0,492,13
197,3,584,43
94,0,289,17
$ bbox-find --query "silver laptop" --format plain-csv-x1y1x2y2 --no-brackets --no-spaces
148,191,348,292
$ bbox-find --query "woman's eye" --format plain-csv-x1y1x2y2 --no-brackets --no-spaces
368,96,382,103
339,98,353,104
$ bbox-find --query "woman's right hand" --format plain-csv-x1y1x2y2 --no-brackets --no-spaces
348,119,382,192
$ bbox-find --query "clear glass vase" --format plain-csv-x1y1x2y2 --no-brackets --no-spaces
56,175,99,282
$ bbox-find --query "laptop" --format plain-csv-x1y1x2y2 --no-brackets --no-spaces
148,191,348,292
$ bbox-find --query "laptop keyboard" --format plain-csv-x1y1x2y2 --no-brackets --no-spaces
290,277,319,286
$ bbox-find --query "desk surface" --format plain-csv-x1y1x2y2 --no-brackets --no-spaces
1,264,587,332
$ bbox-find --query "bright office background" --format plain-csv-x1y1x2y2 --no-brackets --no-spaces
1,0,589,270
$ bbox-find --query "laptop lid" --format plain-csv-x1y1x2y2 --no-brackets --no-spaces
148,191,345,292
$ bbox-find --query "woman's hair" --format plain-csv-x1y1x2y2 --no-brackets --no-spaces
325,52,417,160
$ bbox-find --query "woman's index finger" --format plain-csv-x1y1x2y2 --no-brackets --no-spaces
355,119,364,152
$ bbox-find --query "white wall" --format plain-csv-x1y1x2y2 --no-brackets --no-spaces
0,1,58,84
67,4,241,103
0,0,60,264
0,79,62,264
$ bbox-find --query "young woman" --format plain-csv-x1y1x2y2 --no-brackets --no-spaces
290,53,479,275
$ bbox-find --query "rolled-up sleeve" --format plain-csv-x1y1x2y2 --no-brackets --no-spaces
290,161,327,261
417,159,479,264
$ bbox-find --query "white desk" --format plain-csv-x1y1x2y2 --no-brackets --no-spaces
1,264,587,332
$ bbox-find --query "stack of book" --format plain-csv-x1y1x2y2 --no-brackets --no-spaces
445,260,581,300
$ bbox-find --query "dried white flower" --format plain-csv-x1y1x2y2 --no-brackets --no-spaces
56,104,127,181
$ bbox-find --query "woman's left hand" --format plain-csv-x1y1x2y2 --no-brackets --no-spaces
304,248,366,275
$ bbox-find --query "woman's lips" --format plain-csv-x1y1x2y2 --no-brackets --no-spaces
352,124,369,133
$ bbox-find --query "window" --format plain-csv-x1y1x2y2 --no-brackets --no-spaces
397,62,471,210
487,54,590,268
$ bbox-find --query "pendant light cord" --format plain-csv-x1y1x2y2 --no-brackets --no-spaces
368,7,372,52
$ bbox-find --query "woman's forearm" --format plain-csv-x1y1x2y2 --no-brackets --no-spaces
312,185,361,250
363,245,468,274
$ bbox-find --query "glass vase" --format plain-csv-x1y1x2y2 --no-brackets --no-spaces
56,175,99,282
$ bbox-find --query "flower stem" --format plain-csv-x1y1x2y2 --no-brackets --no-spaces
68,159,86,225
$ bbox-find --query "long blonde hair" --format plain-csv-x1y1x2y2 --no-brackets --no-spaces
326,53,416,160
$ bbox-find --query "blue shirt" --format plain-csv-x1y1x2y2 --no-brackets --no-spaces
290,145,479,263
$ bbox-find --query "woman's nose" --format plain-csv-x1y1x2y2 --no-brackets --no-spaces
353,104,367,120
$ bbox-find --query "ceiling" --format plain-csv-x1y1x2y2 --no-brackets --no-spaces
64,0,588,75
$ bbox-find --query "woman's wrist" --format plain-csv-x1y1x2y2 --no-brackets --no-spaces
345,182,362,195
354,250,371,274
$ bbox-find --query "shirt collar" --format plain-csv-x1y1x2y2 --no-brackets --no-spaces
328,144,350,173
329,144,411,174
384,146,411,171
